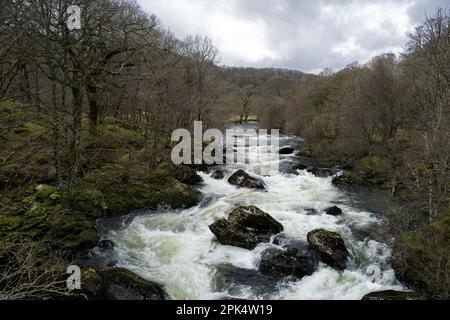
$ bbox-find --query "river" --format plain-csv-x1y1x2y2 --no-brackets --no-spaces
92,122,404,300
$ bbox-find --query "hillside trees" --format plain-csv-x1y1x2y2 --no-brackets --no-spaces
0,0,224,200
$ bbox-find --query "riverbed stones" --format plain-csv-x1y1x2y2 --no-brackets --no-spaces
228,170,266,190
307,229,349,270
209,206,283,250
259,246,318,278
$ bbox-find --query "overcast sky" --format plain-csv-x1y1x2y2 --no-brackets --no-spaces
137,0,449,73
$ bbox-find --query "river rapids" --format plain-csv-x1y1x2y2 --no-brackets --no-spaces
92,123,404,300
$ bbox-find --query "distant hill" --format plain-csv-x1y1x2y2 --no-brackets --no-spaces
219,66,311,96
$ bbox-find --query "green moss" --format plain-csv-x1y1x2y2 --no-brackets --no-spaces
75,185,106,216
359,156,391,173
35,184,55,200
0,215,23,231
60,229,99,252
49,191,61,201
155,178,200,209
296,144,314,158
12,122,46,135
25,204,47,218
156,162,202,185
393,211,450,298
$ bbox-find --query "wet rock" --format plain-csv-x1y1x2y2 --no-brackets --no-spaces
81,267,169,300
209,206,283,250
307,229,349,270
272,233,289,246
361,290,422,300
228,170,266,190
156,162,203,185
98,240,115,250
211,170,225,180
259,246,318,278
279,147,295,155
324,206,343,216
209,219,272,250
155,179,201,209
228,206,283,234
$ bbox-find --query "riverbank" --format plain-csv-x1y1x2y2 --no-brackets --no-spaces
0,103,204,299
294,142,450,299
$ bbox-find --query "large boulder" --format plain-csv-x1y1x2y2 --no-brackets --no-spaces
228,170,266,190
259,246,318,278
209,219,272,250
156,162,203,185
228,206,283,234
81,267,169,300
307,229,349,270
361,290,422,300
209,206,283,250
155,179,201,209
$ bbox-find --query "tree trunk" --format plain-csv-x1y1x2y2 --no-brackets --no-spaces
87,83,98,130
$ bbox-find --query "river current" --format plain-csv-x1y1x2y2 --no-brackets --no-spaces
93,123,404,300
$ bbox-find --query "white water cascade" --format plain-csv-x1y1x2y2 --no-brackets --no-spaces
96,123,405,300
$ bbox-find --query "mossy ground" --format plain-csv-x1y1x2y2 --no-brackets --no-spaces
392,211,450,299
0,101,201,261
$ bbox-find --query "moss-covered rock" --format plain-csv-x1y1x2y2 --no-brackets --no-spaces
81,267,169,300
0,215,23,231
362,290,422,300
228,170,266,190
209,206,283,250
392,211,450,299
61,229,99,252
359,156,391,173
156,162,203,185
228,206,283,234
296,144,314,158
35,184,55,200
307,229,349,270
155,179,200,209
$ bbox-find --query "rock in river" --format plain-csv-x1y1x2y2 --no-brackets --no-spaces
209,206,283,250
228,205,283,234
279,147,295,155
81,267,169,300
259,246,318,278
211,170,225,180
307,229,349,270
228,170,266,190
361,290,422,300
324,206,343,216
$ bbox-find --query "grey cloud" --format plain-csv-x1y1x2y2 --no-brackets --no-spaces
139,0,449,72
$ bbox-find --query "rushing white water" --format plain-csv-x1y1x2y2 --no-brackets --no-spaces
98,123,404,300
